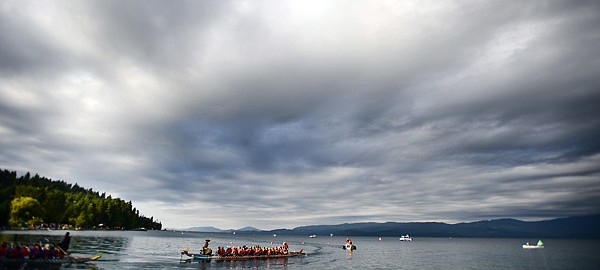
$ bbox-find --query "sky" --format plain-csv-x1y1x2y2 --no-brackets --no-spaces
1,0,599,230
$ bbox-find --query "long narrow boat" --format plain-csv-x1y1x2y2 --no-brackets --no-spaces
189,251,305,261
0,253,102,265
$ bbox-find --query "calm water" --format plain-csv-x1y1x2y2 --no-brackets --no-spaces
1,230,599,269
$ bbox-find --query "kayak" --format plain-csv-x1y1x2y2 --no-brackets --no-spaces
188,251,305,261
0,253,102,265
342,244,357,250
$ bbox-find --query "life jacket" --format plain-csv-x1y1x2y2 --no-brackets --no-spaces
11,247,20,258
20,246,29,257
29,246,39,258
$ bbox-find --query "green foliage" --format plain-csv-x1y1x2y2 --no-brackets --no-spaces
0,169,162,230
9,196,43,227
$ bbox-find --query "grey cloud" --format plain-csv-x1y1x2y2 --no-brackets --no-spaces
1,0,599,229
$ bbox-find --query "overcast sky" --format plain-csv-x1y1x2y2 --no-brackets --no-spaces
1,0,599,230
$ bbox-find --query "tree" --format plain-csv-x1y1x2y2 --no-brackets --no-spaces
44,190,67,223
9,196,44,227
1,169,162,230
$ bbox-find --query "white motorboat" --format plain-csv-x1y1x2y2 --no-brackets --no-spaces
522,240,544,249
399,235,413,241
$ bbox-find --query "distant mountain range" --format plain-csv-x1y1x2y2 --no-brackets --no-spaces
183,226,262,233
183,215,600,238
272,215,600,238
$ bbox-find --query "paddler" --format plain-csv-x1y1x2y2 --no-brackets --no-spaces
58,232,71,252
202,239,212,255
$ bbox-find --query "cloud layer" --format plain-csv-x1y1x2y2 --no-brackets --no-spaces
1,0,599,229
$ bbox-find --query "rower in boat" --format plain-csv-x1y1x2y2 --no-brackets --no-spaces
181,242,304,262
202,239,212,255
58,232,71,254
0,240,101,266
343,239,357,251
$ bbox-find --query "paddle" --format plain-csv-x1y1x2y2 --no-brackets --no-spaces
54,242,71,258
53,241,102,261
43,236,70,258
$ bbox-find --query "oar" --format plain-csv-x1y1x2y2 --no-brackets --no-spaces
42,236,69,256
55,242,72,258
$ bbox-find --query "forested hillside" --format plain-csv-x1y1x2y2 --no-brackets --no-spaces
0,169,161,230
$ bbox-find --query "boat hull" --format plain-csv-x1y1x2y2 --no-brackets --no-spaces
0,254,102,265
192,252,305,261
342,244,357,250
522,245,544,249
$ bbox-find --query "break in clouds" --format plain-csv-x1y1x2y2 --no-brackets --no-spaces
1,0,599,229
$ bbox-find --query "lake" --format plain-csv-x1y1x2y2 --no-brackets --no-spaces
1,230,599,269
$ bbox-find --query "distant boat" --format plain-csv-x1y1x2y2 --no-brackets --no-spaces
399,235,413,241
330,233,334,237
343,243,357,251
309,235,316,238
523,240,544,249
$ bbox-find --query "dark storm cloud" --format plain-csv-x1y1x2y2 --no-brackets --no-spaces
1,0,599,229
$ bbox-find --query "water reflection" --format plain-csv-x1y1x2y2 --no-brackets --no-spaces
346,250,353,260
73,235,128,255
3,231,599,269
180,257,290,269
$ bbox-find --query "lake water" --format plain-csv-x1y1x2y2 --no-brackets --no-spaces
1,230,599,269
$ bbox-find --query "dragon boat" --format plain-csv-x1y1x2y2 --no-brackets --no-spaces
0,253,102,266
192,251,304,261
181,248,306,261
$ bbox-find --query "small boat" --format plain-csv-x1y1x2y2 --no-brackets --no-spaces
187,251,305,261
0,253,102,266
522,240,544,249
309,235,316,238
342,243,357,251
399,235,413,241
